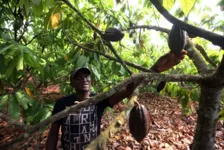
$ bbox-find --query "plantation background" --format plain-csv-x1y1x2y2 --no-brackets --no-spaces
0,0,224,149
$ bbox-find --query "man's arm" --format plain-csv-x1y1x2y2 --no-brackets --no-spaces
108,77,143,106
108,50,187,106
46,122,60,150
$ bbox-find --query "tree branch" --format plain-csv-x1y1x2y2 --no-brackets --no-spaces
25,32,42,46
124,24,213,75
125,25,169,34
105,42,133,75
1,73,203,130
0,113,26,128
0,72,205,147
62,0,103,35
195,44,217,68
67,38,152,72
185,39,210,74
149,0,224,49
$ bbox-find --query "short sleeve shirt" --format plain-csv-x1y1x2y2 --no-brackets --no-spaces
52,93,112,150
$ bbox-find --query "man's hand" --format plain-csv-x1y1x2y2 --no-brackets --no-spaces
151,50,187,73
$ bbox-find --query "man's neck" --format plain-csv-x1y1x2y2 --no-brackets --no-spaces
75,91,90,101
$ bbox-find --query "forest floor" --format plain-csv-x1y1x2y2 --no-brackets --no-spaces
0,87,223,150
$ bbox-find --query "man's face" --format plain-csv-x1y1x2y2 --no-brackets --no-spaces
71,69,91,92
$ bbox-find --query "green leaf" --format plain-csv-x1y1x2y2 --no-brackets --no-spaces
45,0,55,8
73,0,79,9
111,62,121,75
31,0,42,5
32,107,51,124
170,84,178,97
26,116,34,123
15,91,31,110
71,49,81,63
119,66,126,76
29,100,42,115
1,33,11,41
18,0,25,7
76,55,87,67
179,0,195,16
0,95,9,111
90,65,101,80
219,109,224,116
44,4,61,30
106,0,114,8
32,3,43,16
16,54,24,71
219,116,224,121
0,44,15,54
24,0,30,18
8,94,20,120
181,95,189,108
163,0,175,10
5,54,21,78
23,52,41,70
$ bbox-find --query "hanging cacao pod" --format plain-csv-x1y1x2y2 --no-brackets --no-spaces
129,104,151,142
101,27,124,42
168,25,186,54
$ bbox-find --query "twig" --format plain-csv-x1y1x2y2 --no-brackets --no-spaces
25,32,42,46
185,39,210,74
105,42,133,75
195,44,217,67
150,0,224,49
17,20,29,42
125,25,169,34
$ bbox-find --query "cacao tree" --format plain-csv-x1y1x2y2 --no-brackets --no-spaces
0,0,224,149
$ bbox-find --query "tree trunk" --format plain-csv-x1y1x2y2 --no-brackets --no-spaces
191,84,223,150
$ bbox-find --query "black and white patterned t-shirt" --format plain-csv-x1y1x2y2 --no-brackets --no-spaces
52,93,112,150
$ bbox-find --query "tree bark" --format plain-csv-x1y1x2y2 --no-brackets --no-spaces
191,84,223,150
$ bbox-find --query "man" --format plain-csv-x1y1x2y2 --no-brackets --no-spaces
46,51,187,150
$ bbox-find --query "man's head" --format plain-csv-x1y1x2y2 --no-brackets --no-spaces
70,67,91,92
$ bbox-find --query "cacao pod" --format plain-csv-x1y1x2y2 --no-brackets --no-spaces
168,25,186,54
102,27,124,42
129,104,151,142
